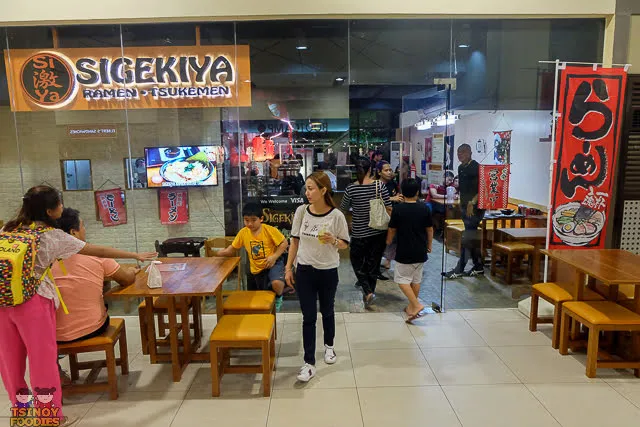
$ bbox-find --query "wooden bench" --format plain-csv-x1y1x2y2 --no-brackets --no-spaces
529,282,604,349
490,241,534,284
57,318,129,400
223,291,277,339
559,301,640,378
210,314,276,397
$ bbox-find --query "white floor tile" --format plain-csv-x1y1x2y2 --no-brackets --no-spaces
528,383,640,427
492,346,603,383
443,384,560,427
460,309,527,324
470,322,551,346
423,347,520,385
608,382,640,409
171,386,270,426
77,391,184,427
342,312,404,323
345,322,417,350
409,321,487,348
351,349,437,387
267,388,363,427
273,353,356,390
358,386,461,427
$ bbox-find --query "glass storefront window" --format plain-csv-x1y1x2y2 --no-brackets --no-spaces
0,17,606,312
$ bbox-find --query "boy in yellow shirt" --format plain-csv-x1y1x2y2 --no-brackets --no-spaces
218,202,289,311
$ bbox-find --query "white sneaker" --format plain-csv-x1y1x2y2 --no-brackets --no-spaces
324,345,337,365
296,363,316,382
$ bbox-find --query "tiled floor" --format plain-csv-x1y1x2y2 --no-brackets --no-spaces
10,308,639,427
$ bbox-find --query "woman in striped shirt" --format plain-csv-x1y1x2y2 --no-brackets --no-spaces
340,157,392,306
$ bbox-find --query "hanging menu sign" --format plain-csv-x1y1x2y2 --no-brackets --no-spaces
548,66,627,249
4,45,251,112
159,189,189,225
95,188,127,227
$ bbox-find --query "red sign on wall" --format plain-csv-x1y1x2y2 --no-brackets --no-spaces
159,189,189,225
478,165,510,210
548,66,627,249
95,188,127,227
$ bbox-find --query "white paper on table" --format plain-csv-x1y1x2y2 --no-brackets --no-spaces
157,263,187,272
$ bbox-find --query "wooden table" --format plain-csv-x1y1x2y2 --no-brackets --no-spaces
481,214,525,260
498,227,547,284
541,250,640,312
108,257,240,381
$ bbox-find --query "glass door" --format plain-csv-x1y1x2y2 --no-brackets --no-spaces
401,84,453,312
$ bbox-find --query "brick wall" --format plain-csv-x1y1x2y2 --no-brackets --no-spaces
0,106,226,253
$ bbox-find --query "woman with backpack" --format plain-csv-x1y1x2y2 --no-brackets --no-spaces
340,157,392,307
0,186,156,427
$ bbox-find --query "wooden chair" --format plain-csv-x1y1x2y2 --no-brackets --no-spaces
210,314,276,397
138,297,201,355
559,301,640,378
445,220,465,256
57,318,129,400
223,291,277,338
490,241,534,284
529,282,604,349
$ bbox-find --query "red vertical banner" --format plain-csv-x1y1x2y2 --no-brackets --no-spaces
425,137,432,163
478,165,510,210
549,66,627,249
95,189,127,227
159,189,189,225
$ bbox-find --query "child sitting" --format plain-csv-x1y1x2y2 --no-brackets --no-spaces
217,202,289,311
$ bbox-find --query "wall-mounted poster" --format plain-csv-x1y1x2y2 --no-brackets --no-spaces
548,66,627,249
431,134,445,164
493,130,512,165
425,137,433,163
159,189,189,225
95,188,127,227
124,158,148,189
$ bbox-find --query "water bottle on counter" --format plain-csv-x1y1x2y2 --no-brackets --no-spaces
446,186,455,204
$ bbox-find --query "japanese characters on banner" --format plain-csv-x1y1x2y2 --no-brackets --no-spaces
159,189,189,225
478,165,510,210
493,130,512,165
95,189,127,227
549,66,627,249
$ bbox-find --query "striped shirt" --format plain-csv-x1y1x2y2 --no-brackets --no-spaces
340,181,391,238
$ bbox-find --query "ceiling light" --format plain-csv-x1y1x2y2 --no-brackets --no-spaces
415,120,432,131
296,46,308,50
458,44,470,48
335,77,344,82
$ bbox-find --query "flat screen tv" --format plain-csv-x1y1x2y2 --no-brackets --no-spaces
145,146,218,188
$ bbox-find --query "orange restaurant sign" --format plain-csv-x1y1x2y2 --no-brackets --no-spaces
3,45,252,111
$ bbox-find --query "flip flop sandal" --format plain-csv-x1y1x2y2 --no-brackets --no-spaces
405,308,426,324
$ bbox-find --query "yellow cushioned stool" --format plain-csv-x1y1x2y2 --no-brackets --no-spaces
559,301,640,378
529,282,604,349
210,314,276,397
58,318,129,400
223,291,277,338
138,296,201,355
491,241,535,285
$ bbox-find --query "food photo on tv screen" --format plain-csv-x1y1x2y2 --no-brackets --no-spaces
144,146,218,187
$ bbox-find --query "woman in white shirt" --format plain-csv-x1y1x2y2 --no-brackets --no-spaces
285,172,350,383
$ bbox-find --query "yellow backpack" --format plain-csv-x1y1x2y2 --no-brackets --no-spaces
0,225,68,313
